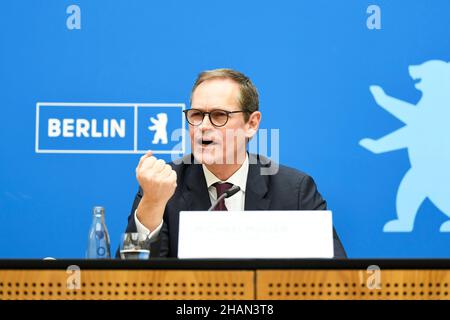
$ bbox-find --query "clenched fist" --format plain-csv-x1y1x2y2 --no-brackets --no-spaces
135,151,177,232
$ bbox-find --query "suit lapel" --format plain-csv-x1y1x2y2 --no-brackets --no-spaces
183,163,212,211
244,154,271,210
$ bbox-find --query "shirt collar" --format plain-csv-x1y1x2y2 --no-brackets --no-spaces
202,154,249,192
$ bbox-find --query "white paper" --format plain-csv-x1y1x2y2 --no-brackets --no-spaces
178,210,334,259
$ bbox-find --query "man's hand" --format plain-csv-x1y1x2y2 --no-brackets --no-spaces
135,151,177,232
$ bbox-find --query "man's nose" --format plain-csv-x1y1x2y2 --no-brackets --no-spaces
199,114,214,131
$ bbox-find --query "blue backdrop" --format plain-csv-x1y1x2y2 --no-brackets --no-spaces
1,0,449,258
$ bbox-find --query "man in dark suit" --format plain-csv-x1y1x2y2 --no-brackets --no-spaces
123,68,346,258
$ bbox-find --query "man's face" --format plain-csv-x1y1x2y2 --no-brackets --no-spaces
189,78,260,165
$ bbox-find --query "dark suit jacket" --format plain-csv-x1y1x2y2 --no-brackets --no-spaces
124,153,347,258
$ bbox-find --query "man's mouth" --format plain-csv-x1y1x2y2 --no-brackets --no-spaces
201,139,214,146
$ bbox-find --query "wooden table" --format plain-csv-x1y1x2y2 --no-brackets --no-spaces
1,259,449,300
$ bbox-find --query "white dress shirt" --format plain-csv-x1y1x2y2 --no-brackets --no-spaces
134,154,249,240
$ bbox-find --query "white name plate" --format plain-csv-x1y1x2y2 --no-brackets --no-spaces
178,210,334,259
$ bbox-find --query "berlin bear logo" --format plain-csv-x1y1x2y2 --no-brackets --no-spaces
360,60,450,232
148,113,168,144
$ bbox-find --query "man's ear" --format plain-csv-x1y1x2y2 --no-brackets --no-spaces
245,111,261,139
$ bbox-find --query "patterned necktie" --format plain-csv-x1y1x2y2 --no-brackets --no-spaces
213,182,233,211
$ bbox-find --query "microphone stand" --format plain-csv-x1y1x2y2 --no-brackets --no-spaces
207,185,241,211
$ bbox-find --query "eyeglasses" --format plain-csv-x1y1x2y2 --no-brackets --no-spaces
183,108,247,127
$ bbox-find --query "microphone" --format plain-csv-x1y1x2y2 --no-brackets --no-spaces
207,185,241,211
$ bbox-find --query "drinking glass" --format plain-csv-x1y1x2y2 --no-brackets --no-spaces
119,233,150,260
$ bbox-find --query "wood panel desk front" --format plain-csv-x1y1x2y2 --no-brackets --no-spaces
1,259,449,300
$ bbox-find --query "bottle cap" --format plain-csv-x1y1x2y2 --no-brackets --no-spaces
93,206,105,215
